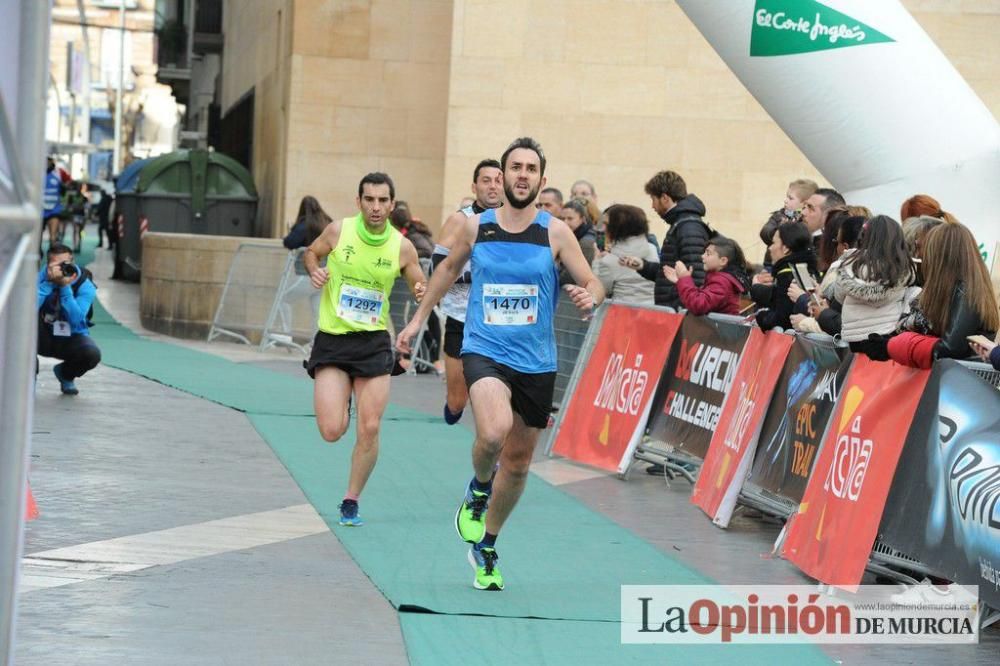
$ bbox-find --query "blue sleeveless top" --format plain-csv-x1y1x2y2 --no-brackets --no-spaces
461,208,559,373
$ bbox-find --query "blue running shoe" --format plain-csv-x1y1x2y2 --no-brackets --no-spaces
443,404,463,425
338,500,363,526
53,364,78,395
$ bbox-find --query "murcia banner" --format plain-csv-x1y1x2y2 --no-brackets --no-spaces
692,329,793,528
750,0,894,57
644,316,751,460
782,356,930,588
552,305,682,473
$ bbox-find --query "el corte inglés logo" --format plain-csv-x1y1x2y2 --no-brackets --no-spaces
750,0,894,57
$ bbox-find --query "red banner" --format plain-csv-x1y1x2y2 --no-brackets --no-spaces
552,304,682,472
692,329,793,527
782,356,931,588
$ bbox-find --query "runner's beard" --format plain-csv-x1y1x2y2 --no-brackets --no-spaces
504,182,540,210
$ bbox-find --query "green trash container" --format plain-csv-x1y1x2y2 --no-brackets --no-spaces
118,149,258,281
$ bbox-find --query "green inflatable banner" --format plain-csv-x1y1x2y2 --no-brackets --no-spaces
750,0,894,57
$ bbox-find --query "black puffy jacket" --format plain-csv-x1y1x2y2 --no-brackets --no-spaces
754,248,819,331
637,194,711,308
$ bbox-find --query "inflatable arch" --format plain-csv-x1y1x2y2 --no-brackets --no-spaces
677,0,1000,265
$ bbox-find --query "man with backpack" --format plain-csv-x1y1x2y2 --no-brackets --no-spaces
37,243,101,395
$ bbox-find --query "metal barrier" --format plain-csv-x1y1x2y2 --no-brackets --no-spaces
542,302,608,456
386,278,439,375
632,309,729,483
737,330,850,520
958,358,1000,388
208,243,290,346
259,250,318,354
553,296,596,406
867,358,999,590
537,295,1000,608
1,2,50,658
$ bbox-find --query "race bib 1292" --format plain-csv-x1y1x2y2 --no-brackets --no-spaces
338,284,384,324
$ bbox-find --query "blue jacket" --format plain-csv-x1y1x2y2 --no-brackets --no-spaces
43,170,63,217
37,265,96,335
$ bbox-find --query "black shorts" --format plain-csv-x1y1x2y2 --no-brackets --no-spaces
462,353,555,429
305,330,393,379
444,317,465,359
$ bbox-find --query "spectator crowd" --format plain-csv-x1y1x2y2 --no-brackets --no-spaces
281,169,1000,376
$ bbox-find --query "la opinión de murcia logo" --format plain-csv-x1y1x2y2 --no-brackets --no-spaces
593,351,649,416
824,414,872,501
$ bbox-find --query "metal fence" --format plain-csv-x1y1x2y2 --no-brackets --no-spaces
208,243,294,346
1,2,50,659
259,250,319,354
553,296,596,406
386,277,439,375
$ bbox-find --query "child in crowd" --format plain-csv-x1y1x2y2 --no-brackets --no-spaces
662,235,750,316
753,222,820,331
759,178,818,268
835,215,918,359
790,214,865,336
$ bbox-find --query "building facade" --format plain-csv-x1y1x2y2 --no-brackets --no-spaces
47,0,180,180
218,0,1000,258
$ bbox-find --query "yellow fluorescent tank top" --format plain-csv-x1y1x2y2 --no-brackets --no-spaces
318,213,402,334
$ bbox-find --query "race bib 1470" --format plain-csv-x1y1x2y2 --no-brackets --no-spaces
483,283,538,326
338,284,384,324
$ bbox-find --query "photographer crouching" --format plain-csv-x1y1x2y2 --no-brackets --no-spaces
37,244,101,395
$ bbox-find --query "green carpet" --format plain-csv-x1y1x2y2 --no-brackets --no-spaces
250,412,709,621
400,615,825,666
79,232,830,662
90,306,314,416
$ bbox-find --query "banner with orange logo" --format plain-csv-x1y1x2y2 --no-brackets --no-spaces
782,356,931,588
644,316,752,459
552,304,683,473
692,329,794,527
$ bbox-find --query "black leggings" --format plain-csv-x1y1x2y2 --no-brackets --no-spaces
38,333,102,380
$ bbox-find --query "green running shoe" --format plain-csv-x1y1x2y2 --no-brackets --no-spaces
468,546,504,591
455,486,490,543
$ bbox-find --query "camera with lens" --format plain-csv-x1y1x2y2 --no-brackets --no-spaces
59,261,78,277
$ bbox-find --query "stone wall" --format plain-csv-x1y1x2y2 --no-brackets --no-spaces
140,232,285,339
218,0,1000,262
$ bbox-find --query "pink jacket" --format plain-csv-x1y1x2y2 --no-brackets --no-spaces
676,271,745,316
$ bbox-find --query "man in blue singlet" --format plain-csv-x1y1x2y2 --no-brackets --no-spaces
431,158,503,425
397,137,604,591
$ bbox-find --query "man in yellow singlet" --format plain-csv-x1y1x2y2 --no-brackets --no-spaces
304,172,426,526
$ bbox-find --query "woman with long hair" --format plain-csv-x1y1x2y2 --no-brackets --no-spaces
835,215,917,358
891,222,999,367
283,195,333,249
816,207,849,274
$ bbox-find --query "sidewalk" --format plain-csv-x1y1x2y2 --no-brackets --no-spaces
16,237,998,664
